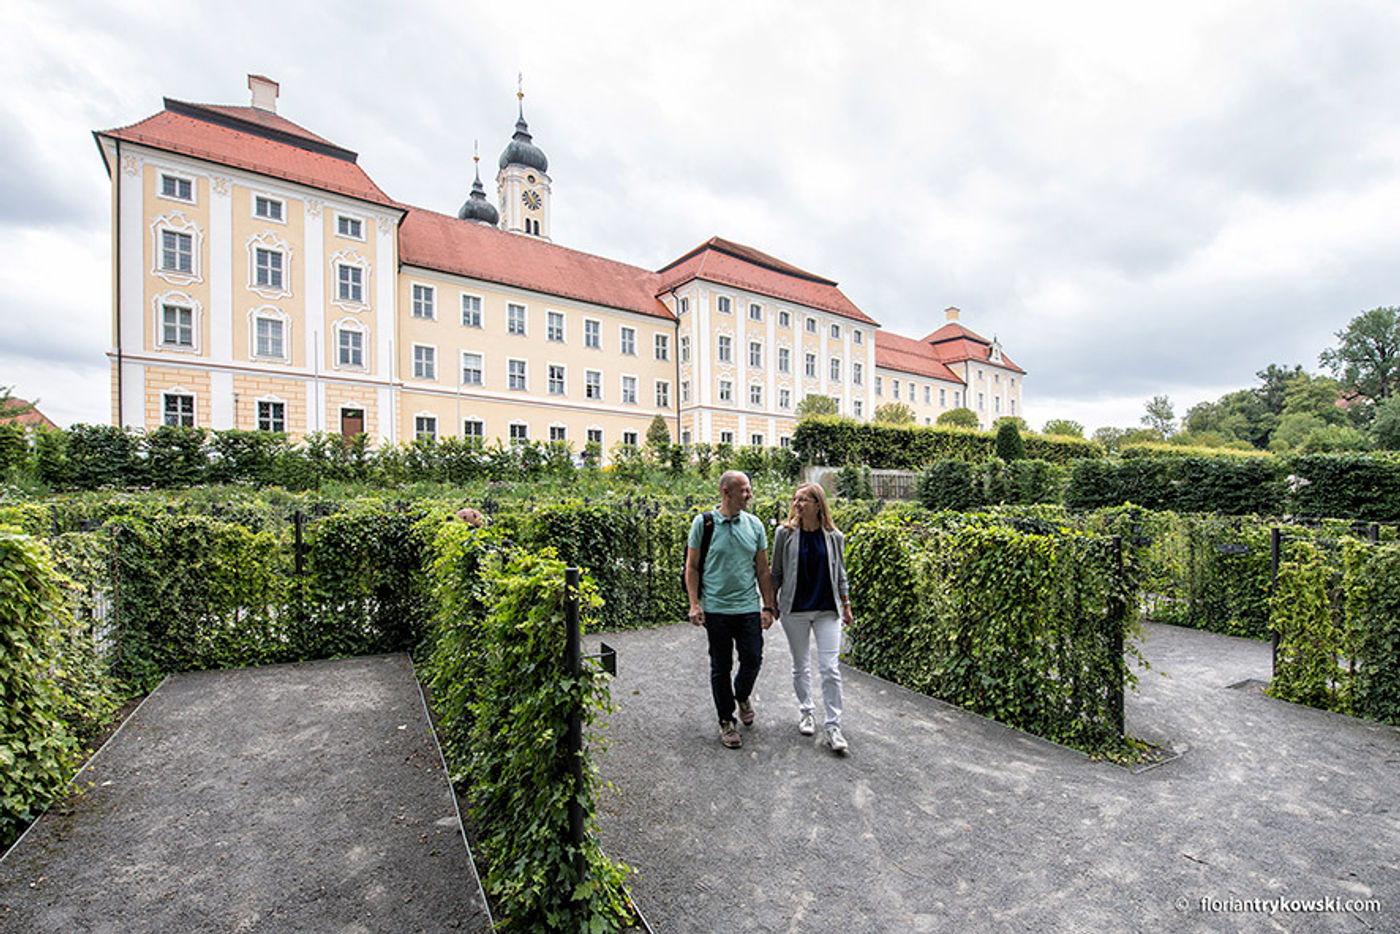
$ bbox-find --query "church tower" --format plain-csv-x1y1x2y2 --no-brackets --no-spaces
497,81,551,239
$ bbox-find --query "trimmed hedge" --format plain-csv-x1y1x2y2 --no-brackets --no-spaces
792,417,1101,468
1066,457,1285,516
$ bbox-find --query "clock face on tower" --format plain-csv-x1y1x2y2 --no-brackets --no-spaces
522,190,541,211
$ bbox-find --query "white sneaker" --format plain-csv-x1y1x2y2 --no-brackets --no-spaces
798,712,816,735
825,727,848,754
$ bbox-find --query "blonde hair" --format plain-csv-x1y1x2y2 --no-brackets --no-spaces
783,482,836,531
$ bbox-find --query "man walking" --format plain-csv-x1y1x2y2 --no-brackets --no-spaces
686,470,777,749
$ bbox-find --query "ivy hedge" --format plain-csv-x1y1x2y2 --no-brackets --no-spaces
792,417,1102,468
844,511,1141,757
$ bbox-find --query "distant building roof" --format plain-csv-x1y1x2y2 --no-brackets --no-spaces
94,99,399,209
656,237,878,325
399,206,672,320
873,331,964,383
921,317,1025,375
0,397,57,430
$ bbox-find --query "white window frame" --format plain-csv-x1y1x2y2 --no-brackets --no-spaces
585,369,603,400
253,194,285,223
461,351,484,386
547,310,566,343
749,302,763,321
804,353,817,379
778,347,791,374
587,427,604,446
830,323,841,340
412,283,436,320
249,307,290,363
159,173,195,204
621,374,638,405
153,291,201,353
719,430,735,445
853,328,863,345
163,390,196,427
805,316,818,334
719,380,733,403
412,343,437,381
414,414,438,441
751,433,764,447
717,295,732,315
620,326,637,356
655,379,671,408
334,319,368,371
749,341,763,369
463,418,485,443
680,335,690,363
584,318,602,349
509,422,529,445
852,362,863,386
256,398,286,433
549,424,568,442
507,358,528,391
829,357,841,383
622,430,639,448
247,233,292,299
547,363,566,396
654,333,670,361
718,335,733,364
853,400,863,418
336,213,365,241
330,251,369,310
778,310,791,328
681,380,691,403
749,384,763,407
507,303,528,336
779,388,791,410
461,293,483,328
151,214,203,285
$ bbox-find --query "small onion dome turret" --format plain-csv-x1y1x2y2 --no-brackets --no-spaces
458,154,499,225
498,103,548,174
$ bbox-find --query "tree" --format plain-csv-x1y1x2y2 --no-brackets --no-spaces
994,421,1025,460
993,416,1028,433
1042,418,1084,437
1141,395,1177,437
0,386,35,421
795,394,839,418
873,402,914,425
1370,395,1400,450
646,414,670,448
936,408,979,429
1319,306,1400,410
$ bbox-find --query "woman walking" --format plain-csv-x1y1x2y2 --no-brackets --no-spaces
771,482,853,754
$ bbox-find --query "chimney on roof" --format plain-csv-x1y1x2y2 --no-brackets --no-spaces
248,74,279,113
945,306,961,322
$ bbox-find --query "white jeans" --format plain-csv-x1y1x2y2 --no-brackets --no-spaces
780,610,843,730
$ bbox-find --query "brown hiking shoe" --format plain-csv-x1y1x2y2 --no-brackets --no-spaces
737,699,755,726
720,720,742,749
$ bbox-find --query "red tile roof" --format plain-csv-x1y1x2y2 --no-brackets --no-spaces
657,237,878,325
873,331,964,383
0,398,57,430
400,207,673,320
95,102,398,209
921,321,1026,374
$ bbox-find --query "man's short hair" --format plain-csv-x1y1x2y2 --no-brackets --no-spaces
719,470,748,493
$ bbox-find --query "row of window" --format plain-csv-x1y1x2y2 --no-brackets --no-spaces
872,374,1018,414
157,228,370,306
698,294,866,345
159,172,365,239
418,290,671,358
409,349,672,406
163,394,284,432
413,417,636,448
705,338,864,383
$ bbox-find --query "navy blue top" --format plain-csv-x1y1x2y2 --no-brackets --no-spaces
792,528,837,612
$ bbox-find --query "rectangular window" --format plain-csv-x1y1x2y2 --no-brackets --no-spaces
584,319,601,349
1011,399,1017,415
939,388,947,407
804,353,817,378
778,347,791,373
161,230,193,272
829,357,841,382
778,310,791,328
654,333,670,361
717,296,732,314
161,174,193,202
548,364,566,395
463,419,484,442
655,380,670,408
622,430,639,448
678,297,690,314
924,385,932,404
779,388,791,409
585,370,603,400
620,326,636,355
415,416,437,441
892,379,900,400
508,359,527,390
995,396,1002,413
749,341,763,368
805,317,817,334
830,323,841,340
720,430,734,445
749,384,763,407
588,427,603,445
719,380,733,403
978,392,985,411
780,436,791,449
621,375,637,404
257,400,285,432
337,264,363,303
547,310,565,342
507,303,527,335
680,335,690,363
749,302,763,321
954,390,961,408
336,215,363,239
413,345,436,380
161,304,193,347
461,352,483,386
509,423,529,444
338,329,363,367
254,248,284,289
681,380,690,403
163,393,195,427
550,425,567,442
255,317,284,358
681,430,692,446
994,372,1001,384
254,196,283,221
1010,377,1016,388
852,362,862,385
853,400,863,418
718,336,732,364
412,284,435,319
853,329,863,345
876,376,883,397
461,294,482,327
751,433,764,447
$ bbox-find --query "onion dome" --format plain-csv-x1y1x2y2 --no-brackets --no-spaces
457,147,500,225
498,98,548,174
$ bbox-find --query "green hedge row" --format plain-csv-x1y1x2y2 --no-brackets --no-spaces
844,512,1140,757
792,417,1103,468
420,527,632,931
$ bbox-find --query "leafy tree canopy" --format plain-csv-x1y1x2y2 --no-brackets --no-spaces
1319,306,1400,408
873,402,915,425
1042,418,1084,438
1371,395,1400,450
645,414,670,448
796,394,839,418
1141,395,1177,437
935,407,979,429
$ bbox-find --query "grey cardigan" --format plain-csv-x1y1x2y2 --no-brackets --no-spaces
770,524,849,617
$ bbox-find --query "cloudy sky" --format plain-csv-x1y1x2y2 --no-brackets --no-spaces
4,0,1399,433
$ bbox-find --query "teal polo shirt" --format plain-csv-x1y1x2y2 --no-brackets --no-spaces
689,508,768,614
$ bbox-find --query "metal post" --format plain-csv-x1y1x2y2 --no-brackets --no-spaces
1270,527,1281,675
1110,536,1125,738
565,566,585,883
293,510,306,576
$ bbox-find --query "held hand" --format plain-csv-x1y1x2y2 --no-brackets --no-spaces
841,604,854,627
689,605,705,627
760,608,774,630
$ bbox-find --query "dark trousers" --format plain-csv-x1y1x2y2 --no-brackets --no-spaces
704,611,764,725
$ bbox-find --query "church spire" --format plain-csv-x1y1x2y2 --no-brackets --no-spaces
457,141,500,226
